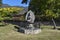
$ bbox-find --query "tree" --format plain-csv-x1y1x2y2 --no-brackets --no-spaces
22,0,60,17
0,0,2,6
22,0,28,4
44,9,59,29
22,0,60,29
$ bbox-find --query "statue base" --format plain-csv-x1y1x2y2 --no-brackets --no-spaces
18,23,41,34
24,28,41,34
18,28,41,34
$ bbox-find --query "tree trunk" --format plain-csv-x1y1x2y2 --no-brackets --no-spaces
52,18,56,29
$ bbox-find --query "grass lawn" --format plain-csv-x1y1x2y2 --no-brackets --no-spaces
0,24,60,40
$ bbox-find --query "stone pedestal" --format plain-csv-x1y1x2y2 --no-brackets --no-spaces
19,27,41,34
24,29,41,34
18,23,41,34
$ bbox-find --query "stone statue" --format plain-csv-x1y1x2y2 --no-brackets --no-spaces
25,10,35,29
26,10,35,23
19,10,41,34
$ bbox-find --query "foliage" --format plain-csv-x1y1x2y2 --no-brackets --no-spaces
41,9,59,20
22,0,28,4
0,7,23,21
0,0,2,6
22,0,60,20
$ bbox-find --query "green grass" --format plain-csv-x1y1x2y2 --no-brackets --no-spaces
0,24,60,40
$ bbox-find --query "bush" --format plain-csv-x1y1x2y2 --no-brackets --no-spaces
0,7,24,21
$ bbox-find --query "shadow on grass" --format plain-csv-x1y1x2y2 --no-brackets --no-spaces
14,26,19,29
